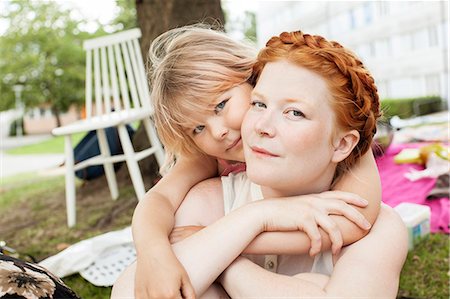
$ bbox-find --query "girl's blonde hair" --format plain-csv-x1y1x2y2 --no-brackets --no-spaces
148,24,256,172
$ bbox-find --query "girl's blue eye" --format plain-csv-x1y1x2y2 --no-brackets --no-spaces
250,101,266,109
214,100,228,113
193,125,205,134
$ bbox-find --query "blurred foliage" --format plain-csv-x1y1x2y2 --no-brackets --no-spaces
224,6,257,43
0,0,90,116
381,96,444,119
0,0,138,120
112,0,137,31
243,11,257,43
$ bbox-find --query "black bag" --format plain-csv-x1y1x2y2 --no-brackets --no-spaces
74,125,135,180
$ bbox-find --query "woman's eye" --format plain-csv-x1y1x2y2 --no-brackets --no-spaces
286,109,304,118
250,101,266,109
214,100,228,113
193,125,205,134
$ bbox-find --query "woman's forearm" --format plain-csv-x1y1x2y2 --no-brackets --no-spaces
333,149,381,226
220,257,327,298
171,203,263,296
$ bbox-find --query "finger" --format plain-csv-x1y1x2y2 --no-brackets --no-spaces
329,201,371,230
320,191,368,207
299,219,322,256
315,214,343,255
180,276,196,299
169,231,185,244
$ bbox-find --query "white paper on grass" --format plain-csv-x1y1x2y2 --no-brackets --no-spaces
79,243,136,286
38,226,134,286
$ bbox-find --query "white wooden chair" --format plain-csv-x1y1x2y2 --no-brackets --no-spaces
52,28,165,227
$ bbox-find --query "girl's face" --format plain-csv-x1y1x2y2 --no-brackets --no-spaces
188,83,252,162
242,60,340,196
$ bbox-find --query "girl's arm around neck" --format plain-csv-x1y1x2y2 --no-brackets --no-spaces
131,154,217,299
132,154,217,254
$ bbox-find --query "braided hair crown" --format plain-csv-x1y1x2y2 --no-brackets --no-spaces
252,31,381,173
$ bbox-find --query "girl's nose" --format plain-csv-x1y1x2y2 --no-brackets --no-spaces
210,119,229,140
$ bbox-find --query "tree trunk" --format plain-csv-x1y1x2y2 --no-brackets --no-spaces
51,106,62,128
132,0,224,176
136,0,224,59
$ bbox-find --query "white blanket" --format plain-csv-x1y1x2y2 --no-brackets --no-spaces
39,227,136,286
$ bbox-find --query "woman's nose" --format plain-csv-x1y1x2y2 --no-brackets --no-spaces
254,112,275,137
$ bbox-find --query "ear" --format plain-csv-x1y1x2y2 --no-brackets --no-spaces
332,130,360,163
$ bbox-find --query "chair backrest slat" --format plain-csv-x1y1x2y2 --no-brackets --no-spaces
85,50,93,118
93,48,103,116
127,40,146,109
132,39,151,111
107,45,122,112
114,43,131,111
100,47,111,114
121,42,140,109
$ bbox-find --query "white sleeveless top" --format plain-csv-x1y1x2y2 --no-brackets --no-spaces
221,172,333,276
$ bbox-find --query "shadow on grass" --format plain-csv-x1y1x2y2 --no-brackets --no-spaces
0,171,141,298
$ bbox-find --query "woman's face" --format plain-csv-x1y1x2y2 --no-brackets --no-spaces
188,83,252,162
242,60,339,196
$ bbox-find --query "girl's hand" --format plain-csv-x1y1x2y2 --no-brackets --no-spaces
135,249,195,299
256,191,371,256
170,226,205,244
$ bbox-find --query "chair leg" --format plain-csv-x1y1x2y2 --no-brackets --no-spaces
97,129,119,200
64,135,76,228
142,118,165,167
117,124,146,200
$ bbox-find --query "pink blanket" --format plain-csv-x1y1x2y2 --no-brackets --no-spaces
376,143,449,234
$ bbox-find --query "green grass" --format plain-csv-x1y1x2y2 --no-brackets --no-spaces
0,172,138,299
6,132,85,155
398,234,449,298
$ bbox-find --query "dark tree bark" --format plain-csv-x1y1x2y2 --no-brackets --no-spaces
136,0,224,59
131,0,224,177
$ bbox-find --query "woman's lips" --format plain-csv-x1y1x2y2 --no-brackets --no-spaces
250,146,279,157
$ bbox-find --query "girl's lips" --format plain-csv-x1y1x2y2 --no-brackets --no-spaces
227,137,242,151
251,146,279,157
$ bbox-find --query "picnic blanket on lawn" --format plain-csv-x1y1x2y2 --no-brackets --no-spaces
376,142,449,234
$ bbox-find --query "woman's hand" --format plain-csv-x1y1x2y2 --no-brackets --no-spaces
256,191,371,256
170,226,205,244
135,249,195,299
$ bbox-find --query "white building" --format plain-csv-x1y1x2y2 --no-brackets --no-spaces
255,1,449,104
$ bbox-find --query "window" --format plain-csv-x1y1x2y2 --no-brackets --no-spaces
378,2,389,16
375,38,391,57
363,2,373,24
438,21,448,48
349,9,356,29
425,74,440,96
390,78,415,98
376,79,389,99
428,25,438,47
356,44,370,61
412,29,428,50
369,41,376,57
